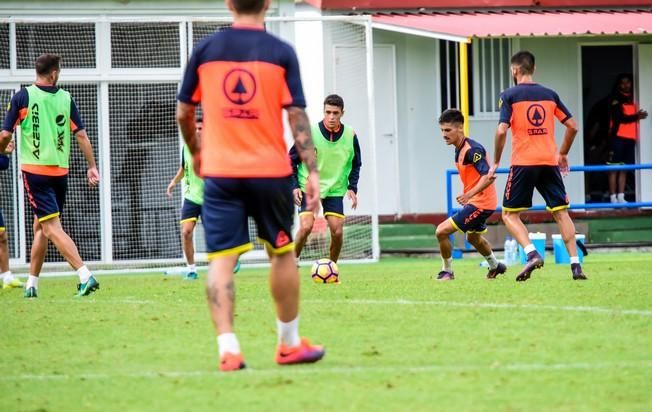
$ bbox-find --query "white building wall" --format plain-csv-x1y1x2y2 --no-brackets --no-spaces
369,31,652,215
403,36,442,214
374,30,443,215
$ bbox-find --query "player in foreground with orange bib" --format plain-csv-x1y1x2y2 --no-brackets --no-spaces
176,0,324,371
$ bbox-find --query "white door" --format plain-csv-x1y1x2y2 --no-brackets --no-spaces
373,45,400,215
333,44,399,216
637,44,652,203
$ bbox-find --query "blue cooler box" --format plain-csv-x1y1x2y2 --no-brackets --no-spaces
552,234,585,264
518,232,547,264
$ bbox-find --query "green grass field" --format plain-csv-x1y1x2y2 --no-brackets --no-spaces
1,253,651,411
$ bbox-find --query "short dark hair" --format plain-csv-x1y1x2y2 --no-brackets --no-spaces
616,73,632,84
438,109,465,125
35,53,61,76
510,51,535,75
231,0,265,14
323,94,344,110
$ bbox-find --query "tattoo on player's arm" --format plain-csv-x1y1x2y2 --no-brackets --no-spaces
288,107,318,172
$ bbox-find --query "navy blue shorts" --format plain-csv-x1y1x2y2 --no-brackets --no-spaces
299,192,344,218
22,172,68,222
180,198,202,223
608,137,636,165
503,165,569,212
450,204,494,233
203,176,294,258
0,209,5,231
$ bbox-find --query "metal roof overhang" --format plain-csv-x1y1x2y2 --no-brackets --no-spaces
372,9,652,43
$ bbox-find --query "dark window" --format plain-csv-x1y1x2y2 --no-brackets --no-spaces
0,24,9,69
439,40,474,116
108,83,181,259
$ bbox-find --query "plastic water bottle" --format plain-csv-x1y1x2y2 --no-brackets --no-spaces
509,238,518,265
504,236,512,265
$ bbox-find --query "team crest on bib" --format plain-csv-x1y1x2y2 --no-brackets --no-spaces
223,68,256,105
222,68,259,119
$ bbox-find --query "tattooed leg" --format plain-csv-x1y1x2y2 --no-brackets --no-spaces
206,255,239,334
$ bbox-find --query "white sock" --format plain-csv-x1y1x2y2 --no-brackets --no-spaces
484,252,499,270
570,256,580,264
441,257,453,272
217,333,241,357
610,194,618,203
77,265,92,283
26,275,39,289
277,317,301,347
617,193,625,202
187,264,197,273
1,271,13,283
524,244,536,254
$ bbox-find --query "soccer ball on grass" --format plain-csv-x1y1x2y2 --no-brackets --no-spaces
311,259,340,284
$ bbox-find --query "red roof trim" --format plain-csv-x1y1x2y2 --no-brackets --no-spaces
372,9,652,38
304,0,652,11
303,0,322,8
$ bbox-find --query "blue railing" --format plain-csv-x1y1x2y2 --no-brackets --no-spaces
446,163,652,257
446,163,652,217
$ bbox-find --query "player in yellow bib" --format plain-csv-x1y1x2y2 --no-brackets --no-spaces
167,117,240,279
290,94,362,264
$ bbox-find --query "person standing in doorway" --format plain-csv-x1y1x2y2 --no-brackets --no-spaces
607,73,648,203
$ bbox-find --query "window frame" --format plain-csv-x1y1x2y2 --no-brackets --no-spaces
471,37,513,120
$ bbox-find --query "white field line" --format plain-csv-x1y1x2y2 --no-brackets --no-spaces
38,298,652,317
304,299,652,317
2,360,651,381
41,298,158,305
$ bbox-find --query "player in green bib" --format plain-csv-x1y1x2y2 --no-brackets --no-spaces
0,53,100,298
0,140,24,290
290,94,362,263
167,118,239,279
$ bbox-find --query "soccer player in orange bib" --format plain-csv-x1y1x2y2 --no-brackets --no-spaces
489,51,587,281
176,0,324,371
434,109,504,281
